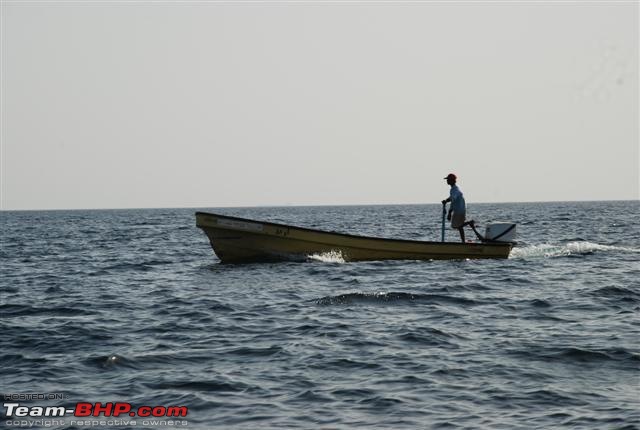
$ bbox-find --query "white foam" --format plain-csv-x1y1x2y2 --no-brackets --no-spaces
307,250,346,263
510,241,640,259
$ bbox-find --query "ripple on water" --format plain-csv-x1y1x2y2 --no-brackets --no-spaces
2,203,639,429
314,291,482,307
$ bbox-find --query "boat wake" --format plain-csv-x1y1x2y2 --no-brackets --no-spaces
510,241,640,259
307,250,346,263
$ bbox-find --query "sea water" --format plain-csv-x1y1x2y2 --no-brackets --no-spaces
1,201,639,429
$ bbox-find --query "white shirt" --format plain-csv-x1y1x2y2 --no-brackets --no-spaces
450,185,466,213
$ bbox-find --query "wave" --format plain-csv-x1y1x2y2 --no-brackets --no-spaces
512,346,640,366
314,291,480,307
307,250,346,263
510,241,640,259
84,354,138,370
145,380,247,393
398,329,460,347
0,304,94,318
551,347,640,365
222,345,284,357
591,286,640,302
515,389,587,407
0,353,50,367
103,260,173,272
312,358,385,371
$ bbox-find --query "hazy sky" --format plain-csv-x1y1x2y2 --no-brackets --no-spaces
1,1,638,210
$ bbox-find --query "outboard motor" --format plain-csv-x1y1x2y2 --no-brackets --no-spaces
484,223,517,243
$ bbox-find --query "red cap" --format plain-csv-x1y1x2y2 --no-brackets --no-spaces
444,173,457,180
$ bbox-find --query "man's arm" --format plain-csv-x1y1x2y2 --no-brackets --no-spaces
442,198,452,220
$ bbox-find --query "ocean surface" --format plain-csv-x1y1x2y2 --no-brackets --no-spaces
1,201,639,429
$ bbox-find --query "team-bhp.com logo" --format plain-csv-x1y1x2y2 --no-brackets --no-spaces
4,402,188,427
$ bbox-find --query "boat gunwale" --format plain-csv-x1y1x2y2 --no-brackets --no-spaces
195,211,512,249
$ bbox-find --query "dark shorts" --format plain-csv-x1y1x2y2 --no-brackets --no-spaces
451,212,466,229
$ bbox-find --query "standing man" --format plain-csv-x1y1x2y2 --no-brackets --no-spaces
441,173,480,243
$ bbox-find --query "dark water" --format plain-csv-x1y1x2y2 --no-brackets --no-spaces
1,201,639,429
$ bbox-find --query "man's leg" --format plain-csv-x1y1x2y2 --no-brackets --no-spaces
458,227,465,243
465,220,484,241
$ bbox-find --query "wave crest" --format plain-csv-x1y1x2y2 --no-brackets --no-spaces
307,250,346,263
314,291,480,307
510,241,640,259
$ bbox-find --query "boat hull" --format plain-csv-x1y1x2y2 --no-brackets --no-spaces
196,212,513,263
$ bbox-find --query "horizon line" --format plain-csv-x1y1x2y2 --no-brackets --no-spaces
1,198,638,212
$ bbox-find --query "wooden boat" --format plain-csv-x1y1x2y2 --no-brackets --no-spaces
196,211,514,263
